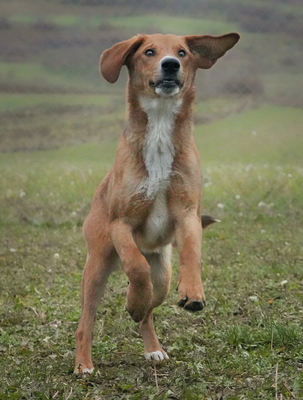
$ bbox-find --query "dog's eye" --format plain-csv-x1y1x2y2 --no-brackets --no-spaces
178,49,186,57
145,49,155,57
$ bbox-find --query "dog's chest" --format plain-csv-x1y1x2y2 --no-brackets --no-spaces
139,96,182,198
138,97,182,248
144,187,170,246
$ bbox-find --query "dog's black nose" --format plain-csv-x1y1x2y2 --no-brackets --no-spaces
161,58,180,74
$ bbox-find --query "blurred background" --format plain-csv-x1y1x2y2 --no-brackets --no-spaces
0,0,302,158
1,4,303,397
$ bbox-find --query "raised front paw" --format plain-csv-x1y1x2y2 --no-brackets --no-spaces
126,282,153,322
178,297,206,311
177,282,206,312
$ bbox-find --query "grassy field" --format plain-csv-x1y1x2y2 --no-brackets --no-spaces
1,104,303,399
1,0,303,398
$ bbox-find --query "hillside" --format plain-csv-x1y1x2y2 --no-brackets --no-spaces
0,0,302,152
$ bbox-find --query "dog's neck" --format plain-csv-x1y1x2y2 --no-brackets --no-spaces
139,96,182,196
125,88,196,197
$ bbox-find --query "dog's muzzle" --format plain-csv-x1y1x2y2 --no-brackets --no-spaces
150,57,182,96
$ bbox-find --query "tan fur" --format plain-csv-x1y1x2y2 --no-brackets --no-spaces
75,32,239,374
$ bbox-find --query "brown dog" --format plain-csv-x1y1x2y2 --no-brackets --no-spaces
74,32,239,374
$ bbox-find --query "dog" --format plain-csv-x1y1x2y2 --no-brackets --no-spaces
74,32,239,374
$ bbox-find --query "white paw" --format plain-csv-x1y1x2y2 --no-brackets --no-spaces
74,367,94,375
83,368,94,374
144,350,169,362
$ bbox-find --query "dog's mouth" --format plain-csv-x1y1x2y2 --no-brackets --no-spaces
149,79,181,90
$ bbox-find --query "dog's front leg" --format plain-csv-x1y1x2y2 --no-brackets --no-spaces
176,212,206,311
110,220,153,322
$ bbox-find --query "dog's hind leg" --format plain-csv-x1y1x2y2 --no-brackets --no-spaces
74,214,118,376
140,246,171,362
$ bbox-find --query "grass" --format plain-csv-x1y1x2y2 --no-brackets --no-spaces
7,13,238,34
0,93,125,152
0,105,303,398
108,15,239,36
1,1,303,397
195,105,303,166
0,62,107,94
0,93,116,112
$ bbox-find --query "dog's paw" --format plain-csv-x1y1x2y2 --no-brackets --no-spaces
126,306,147,323
74,366,94,377
177,281,206,312
178,297,206,312
144,350,169,363
126,282,153,322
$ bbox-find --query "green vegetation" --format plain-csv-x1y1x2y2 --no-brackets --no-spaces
108,16,239,36
1,0,303,398
1,109,303,398
196,105,303,165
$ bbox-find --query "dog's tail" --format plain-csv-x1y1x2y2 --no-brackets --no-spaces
201,215,221,229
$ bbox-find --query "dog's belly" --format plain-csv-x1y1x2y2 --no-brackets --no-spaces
137,189,174,252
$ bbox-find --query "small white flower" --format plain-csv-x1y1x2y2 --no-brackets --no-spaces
235,195,241,200
258,201,266,207
280,280,288,286
238,212,243,217
261,229,266,233
217,203,224,209
53,253,60,260
249,296,258,302
19,190,26,198
71,211,77,217
237,252,241,255
285,242,290,246
10,248,16,252
287,174,293,178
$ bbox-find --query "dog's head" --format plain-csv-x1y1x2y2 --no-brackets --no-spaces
100,33,239,98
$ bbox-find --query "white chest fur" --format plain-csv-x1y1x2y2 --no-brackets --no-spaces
139,96,182,197
138,96,182,249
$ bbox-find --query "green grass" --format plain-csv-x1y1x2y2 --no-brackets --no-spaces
0,106,303,398
0,93,115,112
1,1,303,397
0,93,125,152
0,62,106,94
7,13,238,34
108,15,239,36
195,105,303,166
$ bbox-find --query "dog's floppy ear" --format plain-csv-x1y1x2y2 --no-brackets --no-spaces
100,35,146,83
184,33,240,69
